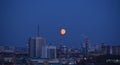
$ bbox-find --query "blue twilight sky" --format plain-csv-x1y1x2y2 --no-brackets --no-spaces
0,0,120,48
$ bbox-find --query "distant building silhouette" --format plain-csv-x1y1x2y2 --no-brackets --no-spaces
82,36,89,57
0,45,15,63
42,45,56,59
61,45,68,54
112,46,120,55
101,43,110,55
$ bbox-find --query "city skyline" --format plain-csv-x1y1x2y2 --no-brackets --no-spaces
0,0,120,48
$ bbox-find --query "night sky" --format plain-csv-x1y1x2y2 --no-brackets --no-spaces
0,0,120,48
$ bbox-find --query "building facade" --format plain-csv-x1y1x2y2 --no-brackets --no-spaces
29,37,45,58
42,45,56,59
101,44,110,55
112,46,120,55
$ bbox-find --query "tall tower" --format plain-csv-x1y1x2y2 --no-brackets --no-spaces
59,28,66,58
84,36,89,57
28,25,46,58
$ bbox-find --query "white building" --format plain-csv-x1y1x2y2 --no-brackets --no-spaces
29,37,46,58
42,45,56,59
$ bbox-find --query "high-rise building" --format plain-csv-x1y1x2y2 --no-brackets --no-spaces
28,24,46,58
42,45,56,59
101,43,110,55
112,46,120,55
82,36,89,57
28,37,45,58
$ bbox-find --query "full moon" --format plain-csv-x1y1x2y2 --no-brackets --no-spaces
60,28,66,35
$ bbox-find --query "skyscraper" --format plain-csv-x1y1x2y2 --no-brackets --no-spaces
112,46,120,55
101,43,110,55
28,24,46,58
84,36,89,57
28,37,45,58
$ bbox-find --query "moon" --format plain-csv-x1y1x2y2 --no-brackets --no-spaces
60,28,66,35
